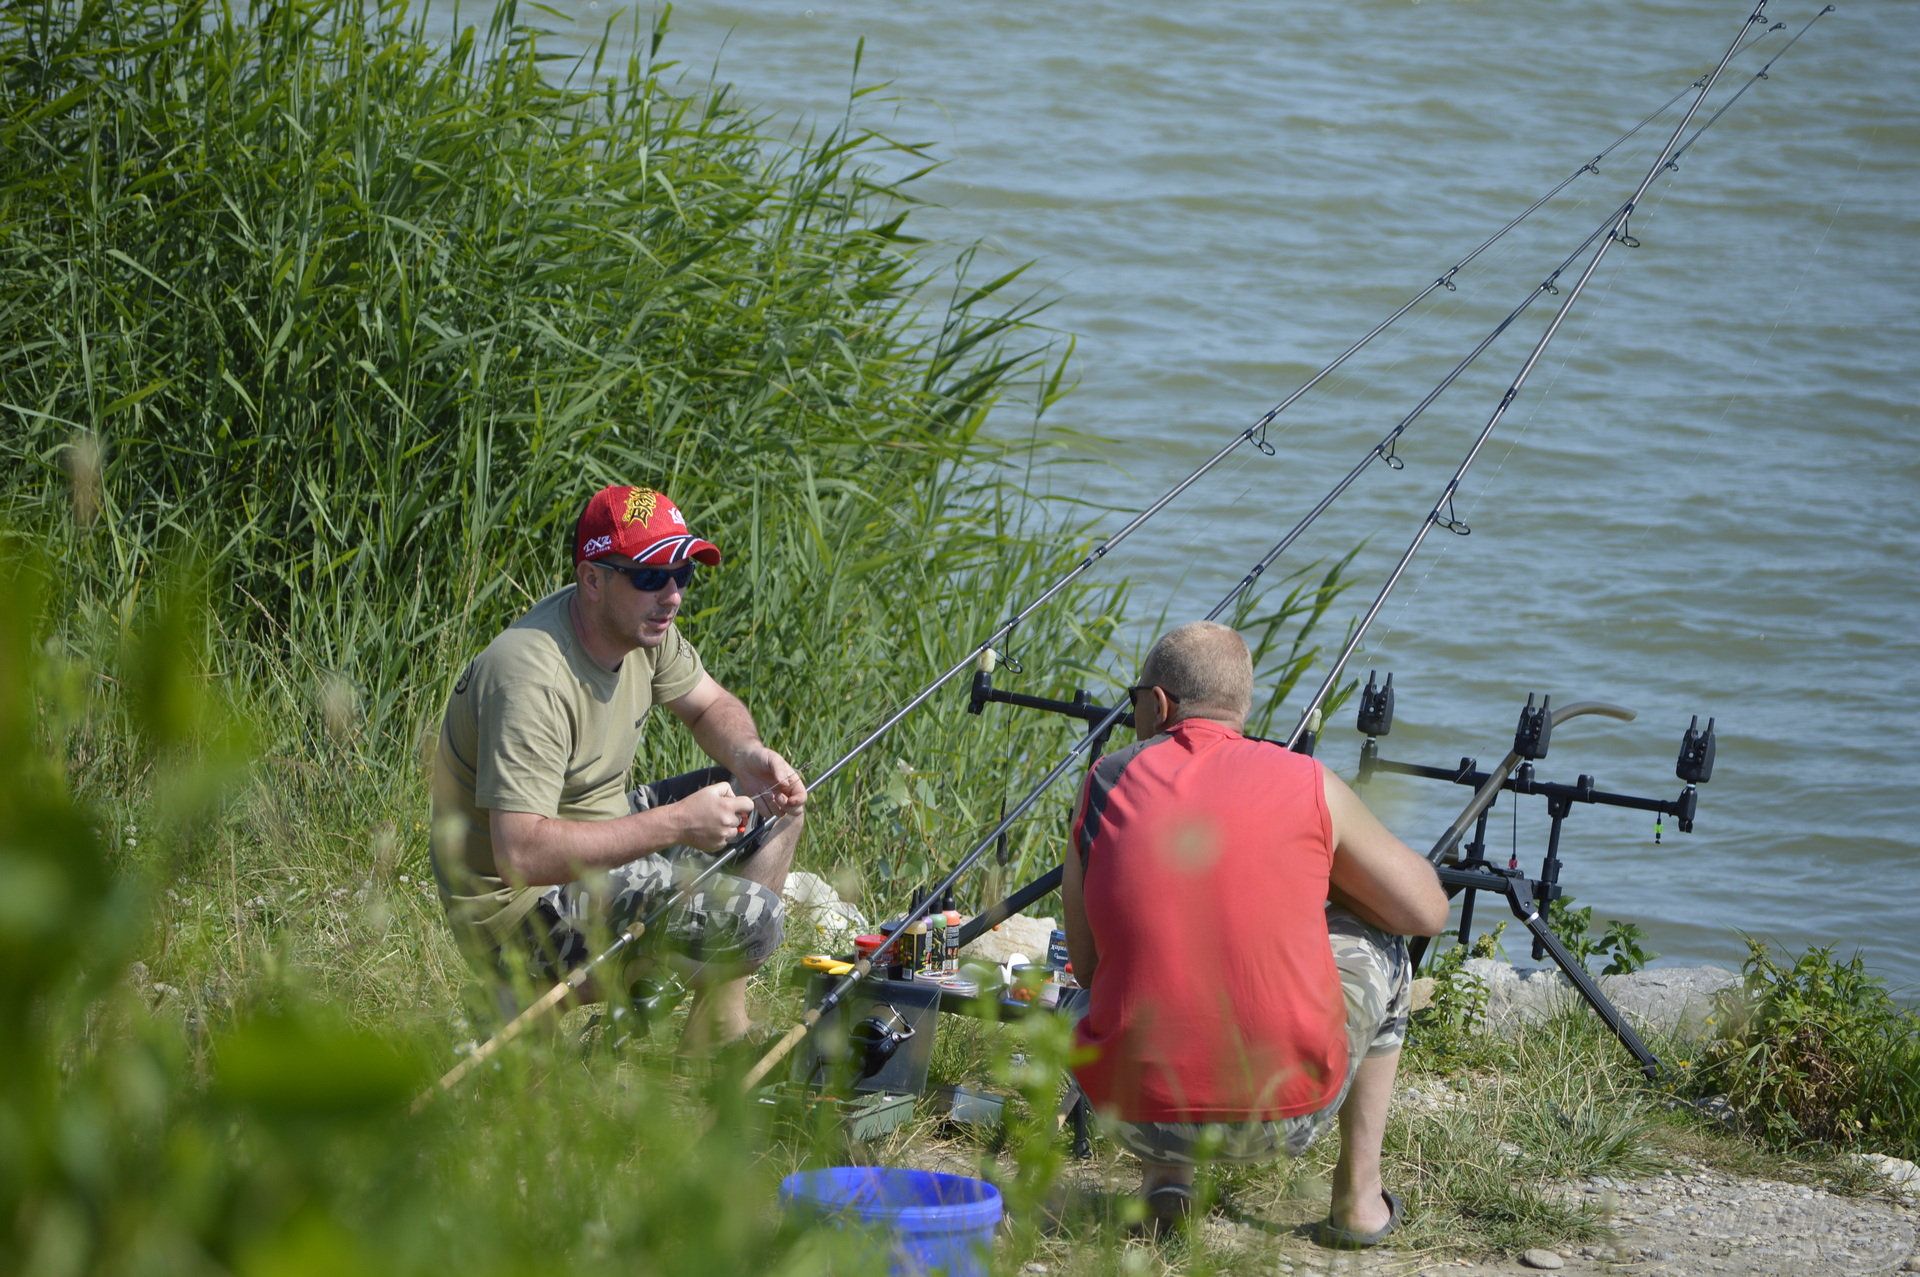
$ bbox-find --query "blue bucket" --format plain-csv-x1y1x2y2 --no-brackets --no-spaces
779,1166,1002,1277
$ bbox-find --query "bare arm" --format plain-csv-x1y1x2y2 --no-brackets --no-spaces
1323,766,1450,937
492,782,753,887
667,673,807,818
1061,781,1100,988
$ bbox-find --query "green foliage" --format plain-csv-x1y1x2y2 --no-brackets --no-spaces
1410,925,1504,1062
0,0,1175,896
1544,895,1656,976
0,547,899,1276
1687,939,1920,1158
0,2,1437,1271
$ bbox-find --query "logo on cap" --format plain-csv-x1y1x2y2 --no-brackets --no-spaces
622,488,659,527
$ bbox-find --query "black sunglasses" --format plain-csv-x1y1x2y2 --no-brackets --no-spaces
1125,684,1180,705
600,560,695,592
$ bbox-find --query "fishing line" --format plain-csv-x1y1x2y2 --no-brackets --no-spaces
1635,34,1860,524
741,7,1807,1091
1283,1,1778,749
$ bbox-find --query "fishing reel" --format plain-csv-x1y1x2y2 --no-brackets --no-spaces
847,1004,916,1079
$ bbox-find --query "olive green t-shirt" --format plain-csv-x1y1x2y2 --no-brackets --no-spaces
429,585,706,940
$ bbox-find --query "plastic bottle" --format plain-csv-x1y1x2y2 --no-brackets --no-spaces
943,910,963,974
905,916,930,975
923,916,946,980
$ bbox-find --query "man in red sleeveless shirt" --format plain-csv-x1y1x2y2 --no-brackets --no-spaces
1063,621,1448,1242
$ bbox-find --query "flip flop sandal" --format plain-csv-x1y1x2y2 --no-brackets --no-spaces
1311,1189,1402,1249
1145,1183,1194,1235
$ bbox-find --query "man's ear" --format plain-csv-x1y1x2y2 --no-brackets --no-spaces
574,560,599,598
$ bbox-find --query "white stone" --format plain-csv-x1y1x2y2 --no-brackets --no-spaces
1519,1249,1564,1270
780,870,869,949
960,911,1057,968
1852,1152,1920,1198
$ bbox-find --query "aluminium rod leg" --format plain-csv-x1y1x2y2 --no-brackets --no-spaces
1500,878,1659,1079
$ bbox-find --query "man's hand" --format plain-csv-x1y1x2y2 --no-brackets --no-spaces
666,677,808,820
731,742,808,819
673,781,758,851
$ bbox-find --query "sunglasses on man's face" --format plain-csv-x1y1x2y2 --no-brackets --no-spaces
601,560,695,592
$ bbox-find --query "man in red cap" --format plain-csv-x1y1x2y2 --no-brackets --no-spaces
431,484,807,1056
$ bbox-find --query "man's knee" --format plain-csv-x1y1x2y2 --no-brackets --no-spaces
738,808,803,884
1326,908,1412,1057
701,877,785,970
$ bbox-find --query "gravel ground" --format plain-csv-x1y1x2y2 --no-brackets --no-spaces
1187,1159,1920,1277
1006,1146,1920,1276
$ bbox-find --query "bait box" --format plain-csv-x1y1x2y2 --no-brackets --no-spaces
930,1084,1007,1132
754,1083,917,1143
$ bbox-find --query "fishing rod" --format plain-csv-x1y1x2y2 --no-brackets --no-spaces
1279,0,1777,753
954,2,1834,949
743,1,1794,1090
740,18,1793,806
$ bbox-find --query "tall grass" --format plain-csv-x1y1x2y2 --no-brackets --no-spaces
0,0,1150,894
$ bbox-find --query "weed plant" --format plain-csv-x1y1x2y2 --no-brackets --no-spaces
1686,938,1920,1159
1545,895,1657,976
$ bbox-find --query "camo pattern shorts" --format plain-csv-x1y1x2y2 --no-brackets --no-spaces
511,768,786,983
1099,906,1412,1166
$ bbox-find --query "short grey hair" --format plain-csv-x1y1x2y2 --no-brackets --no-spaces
1138,621,1253,722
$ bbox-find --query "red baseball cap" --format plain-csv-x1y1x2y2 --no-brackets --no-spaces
572,485,721,567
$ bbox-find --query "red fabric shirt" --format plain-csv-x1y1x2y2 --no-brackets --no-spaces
1070,718,1348,1122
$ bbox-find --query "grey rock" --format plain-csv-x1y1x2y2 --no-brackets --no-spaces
961,912,1056,968
1459,959,1738,1036
1519,1249,1564,1270
1853,1152,1920,1198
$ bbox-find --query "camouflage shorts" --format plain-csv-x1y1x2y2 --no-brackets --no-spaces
508,768,786,984
1100,906,1412,1166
